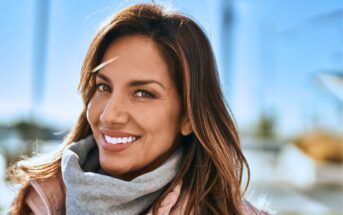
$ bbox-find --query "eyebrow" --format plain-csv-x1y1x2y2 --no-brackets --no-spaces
129,79,166,90
95,73,166,90
96,73,110,83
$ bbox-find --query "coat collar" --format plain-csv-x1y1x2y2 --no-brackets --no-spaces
26,173,268,215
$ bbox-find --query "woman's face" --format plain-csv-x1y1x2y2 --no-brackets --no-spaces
87,35,188,180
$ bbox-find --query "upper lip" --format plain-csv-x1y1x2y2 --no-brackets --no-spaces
100,128,141,138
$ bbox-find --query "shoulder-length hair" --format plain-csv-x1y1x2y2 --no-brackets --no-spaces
10,3,250,215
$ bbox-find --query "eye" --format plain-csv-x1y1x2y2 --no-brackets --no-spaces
134,89,156,98
96,83,111,92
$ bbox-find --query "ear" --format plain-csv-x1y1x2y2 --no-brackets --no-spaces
180,115,193,136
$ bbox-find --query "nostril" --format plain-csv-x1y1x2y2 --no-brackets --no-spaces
99,111,129,125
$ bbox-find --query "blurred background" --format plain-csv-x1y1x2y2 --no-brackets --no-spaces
0,0,342,214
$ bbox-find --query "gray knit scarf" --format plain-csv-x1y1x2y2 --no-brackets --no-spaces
61,135,182,215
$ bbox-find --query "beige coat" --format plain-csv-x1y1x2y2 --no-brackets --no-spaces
25,174,267,215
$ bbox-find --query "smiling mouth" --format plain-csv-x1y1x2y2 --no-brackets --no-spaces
104,134,140,145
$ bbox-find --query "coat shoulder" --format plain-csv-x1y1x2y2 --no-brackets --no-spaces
25,173,65,215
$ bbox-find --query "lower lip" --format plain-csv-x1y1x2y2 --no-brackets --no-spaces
101,135,137,152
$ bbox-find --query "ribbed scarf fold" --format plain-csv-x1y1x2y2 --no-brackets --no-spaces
61,135,182,215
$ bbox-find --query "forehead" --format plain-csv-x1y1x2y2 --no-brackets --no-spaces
100,35,169,78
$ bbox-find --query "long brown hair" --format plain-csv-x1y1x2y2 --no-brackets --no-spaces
9,3,249,215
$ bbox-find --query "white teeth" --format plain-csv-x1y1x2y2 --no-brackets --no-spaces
104,135,137,144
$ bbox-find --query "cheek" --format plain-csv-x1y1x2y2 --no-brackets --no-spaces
86,96,103,127
86,102,92,123
137,102,182,142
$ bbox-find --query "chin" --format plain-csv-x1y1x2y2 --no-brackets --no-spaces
101,163,125,176
99,156,130,175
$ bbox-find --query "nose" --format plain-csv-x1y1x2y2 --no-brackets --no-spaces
100,93,129,126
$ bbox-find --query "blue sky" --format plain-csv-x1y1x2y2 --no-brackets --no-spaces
228,0,342,134
0,0,342,135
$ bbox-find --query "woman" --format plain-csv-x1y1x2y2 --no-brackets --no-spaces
9,3,267,215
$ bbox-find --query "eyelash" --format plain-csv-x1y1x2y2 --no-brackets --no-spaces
133,89,156,98
95,83,156,99
95,83,111,92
